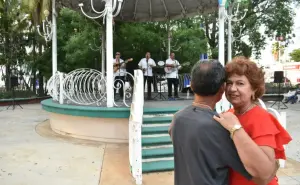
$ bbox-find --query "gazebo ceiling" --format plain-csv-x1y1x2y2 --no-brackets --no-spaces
60,0,219,22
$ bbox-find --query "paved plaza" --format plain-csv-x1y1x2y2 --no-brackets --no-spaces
0,102,300,185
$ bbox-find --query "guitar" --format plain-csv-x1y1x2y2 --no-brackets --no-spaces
113,58,133,73
164,61,190,74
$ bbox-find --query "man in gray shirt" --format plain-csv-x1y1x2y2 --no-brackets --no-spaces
169,60,252,185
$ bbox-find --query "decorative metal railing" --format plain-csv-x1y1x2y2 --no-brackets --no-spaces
46,68,136,107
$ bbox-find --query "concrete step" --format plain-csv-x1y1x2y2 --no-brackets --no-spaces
142,158,174,173
142,135,172,146
143,116,173,124
142,125,169,135
142,146,173,159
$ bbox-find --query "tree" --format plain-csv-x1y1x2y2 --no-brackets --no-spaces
0,0,32,90
199,0,296,61
289,49,300,62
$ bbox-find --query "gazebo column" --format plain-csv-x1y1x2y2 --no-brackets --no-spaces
79,0,123,107
52,0,57,76
106,1,114,107
218,0,226,66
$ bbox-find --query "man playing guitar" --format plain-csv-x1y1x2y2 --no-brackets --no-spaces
165,52,181,99
113,52,133,99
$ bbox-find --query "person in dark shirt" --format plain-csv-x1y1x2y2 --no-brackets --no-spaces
169,60,252,185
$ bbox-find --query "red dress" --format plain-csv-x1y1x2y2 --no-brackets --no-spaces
229,106,292,185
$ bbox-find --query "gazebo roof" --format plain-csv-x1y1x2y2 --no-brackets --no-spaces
60,0,219,22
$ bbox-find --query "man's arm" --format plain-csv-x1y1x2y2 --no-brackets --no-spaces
176,61,182,70
120,60,126,68
212,124,253,181
150,59,156,67
168,119,174,143
138,60,143,69
231,130,277,180
165,59,173,67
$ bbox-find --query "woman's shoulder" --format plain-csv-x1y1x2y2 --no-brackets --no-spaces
249,105,270,116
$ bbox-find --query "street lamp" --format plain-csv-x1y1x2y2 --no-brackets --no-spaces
225,0,247,62
89,38,101,51
162,31,181,57
79,0,124,107
36,0,57,77
37,10,52,42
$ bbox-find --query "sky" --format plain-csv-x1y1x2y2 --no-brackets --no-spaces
258,6,300,66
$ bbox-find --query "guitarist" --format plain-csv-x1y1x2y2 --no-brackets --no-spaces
138,52,156,100
113,52,133,99
165,52,181,99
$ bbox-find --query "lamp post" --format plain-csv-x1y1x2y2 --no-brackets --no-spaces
162,31,181,57
226,0,247,62
89,35,105,77
79,0,124,108
36,0,57,77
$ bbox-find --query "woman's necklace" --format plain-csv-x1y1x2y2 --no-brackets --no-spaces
192,102,213,111
236,103,256,115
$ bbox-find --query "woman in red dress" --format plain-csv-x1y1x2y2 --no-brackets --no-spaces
214,56,292,185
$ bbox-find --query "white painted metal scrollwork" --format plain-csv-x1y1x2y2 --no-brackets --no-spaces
79,0,123,22
46,71,60,101
62,68,106,106
46,68,138,107
113,71,135,107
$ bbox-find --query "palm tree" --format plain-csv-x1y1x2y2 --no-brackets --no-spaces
272,41,285,62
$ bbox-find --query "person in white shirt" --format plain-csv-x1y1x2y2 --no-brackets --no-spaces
165,52,182,99
138,52,156,100
113,52,126,99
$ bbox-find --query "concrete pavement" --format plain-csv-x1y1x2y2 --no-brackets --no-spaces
0,102,300,185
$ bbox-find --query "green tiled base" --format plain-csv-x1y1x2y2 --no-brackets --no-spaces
142,147,173,159
142,136,172,146
142,160,174,173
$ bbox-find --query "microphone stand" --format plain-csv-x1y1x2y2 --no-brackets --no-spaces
146,58,149,96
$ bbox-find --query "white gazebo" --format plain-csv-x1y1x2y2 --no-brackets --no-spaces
41,0,230,107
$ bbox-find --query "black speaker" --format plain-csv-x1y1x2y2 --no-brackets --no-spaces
10,76,18,87
274,71,284,83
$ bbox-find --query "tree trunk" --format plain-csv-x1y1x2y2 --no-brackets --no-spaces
4,0,10,91
38,72,44,96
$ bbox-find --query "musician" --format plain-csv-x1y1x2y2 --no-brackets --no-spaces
138,52,156,100
165,52,181,99
113,52,126,99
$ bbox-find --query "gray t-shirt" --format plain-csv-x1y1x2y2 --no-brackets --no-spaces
171,105,252,185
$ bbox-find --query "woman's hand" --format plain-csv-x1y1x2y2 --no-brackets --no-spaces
213,112,241,131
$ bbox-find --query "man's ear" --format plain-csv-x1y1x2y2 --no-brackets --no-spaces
220,83,226,93
190,82,194,92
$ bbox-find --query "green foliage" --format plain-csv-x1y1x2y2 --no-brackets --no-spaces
114,19,207,73
201,0,296,60
58,8,100,72
289,49,300,62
